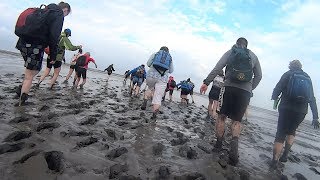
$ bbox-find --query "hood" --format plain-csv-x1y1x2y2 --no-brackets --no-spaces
47,3,63,14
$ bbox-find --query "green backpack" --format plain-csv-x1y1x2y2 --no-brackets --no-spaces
226,47,253,82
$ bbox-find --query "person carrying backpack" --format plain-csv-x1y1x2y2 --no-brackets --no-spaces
73,52,97,89
37,28,82,89
162,76,176,102
207,70,224,120
125,65,146,96
104,64,115,82
15,2,71,105
177,79,193,104
200,37,262,166
141,46,174,119
63,48,83,84
270,60,319,169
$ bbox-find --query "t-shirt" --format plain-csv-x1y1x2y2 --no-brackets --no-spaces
80,54,95,69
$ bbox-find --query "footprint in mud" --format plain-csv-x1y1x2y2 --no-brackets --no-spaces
119,175,142,180
293,173,307,180
3,130,32,142
109,163,129,179
13,150,42,164
153,143,165,156
170,133,189,146
104,129,117,140
157,166,170,179
178,145,198,159
44,151,64,173
79,117,98,125
75,137,98,149
60,130,92,137
0,142,25,154
197,143,212,154
116,121,129,126
36,122,61,132
106,147,128,160
174,172,205,180
39,105,50,112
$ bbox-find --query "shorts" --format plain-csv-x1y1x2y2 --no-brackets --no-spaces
217,86,251,122
16,39,44,71
107,71,112,75
146,77,167,105
132,76,143,87
165,88,174,96
77,67,87,79
189,90,194,95
46,58,62,69
275,109,306,143
209,86,221,101
181,88,190,96
70,65,76,69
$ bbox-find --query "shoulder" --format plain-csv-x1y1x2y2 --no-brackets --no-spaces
248,49,258,61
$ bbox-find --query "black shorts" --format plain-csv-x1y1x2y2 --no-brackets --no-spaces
107,71,112,75
70,65,76,69
209,86,221,101
217,86,251,122
165,88,174,95
275,109,306,143
181,88,190,96
16,39,44,71
46,58,62,69
189,90,194,95
77,67,87,79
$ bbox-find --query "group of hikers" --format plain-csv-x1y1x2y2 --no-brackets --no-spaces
12,1,320,172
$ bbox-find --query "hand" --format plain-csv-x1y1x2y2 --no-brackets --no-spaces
95,65,97,68
200,84,208,94
50,61,55,64
312,119,319,129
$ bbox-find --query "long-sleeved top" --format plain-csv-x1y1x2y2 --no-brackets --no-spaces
203,45,262,93
127,66,147,79
79,54,96,70
146,52,174,83
104,65,115,73
55,32,81,61
272,69,318,119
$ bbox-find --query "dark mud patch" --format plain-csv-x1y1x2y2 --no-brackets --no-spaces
197,143,212,154
61,130,92,137
105,129,117,140
178,146,198,159
9,116,30,123
13,150,42,164
119,175,142,180
76,137,98,148
4,130,32,142
171,137,189,146
109,163,129,179
39,105,50,112
157,166,170,179
36,122,61,132
0,142,25,154
293,173,307,180
116,121,129,126
174,172,205,180
153,143,165,156
106,147,128,160
44,151,64,173
79,117,98,125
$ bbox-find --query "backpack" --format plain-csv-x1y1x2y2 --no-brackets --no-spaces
152,50,172,76
15,5,50,42
75,55,87,67
226,47,253,82
170,80,176,88
286,72,312,103
213,75,224,88
135,68,145,78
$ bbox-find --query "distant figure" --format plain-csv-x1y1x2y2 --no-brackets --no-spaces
141,46,174,119
104,64,115,81
270,60,319,169
207,70,224,120
125,65,146,96
73,52,97,89
64,48,83,84
123,70,130,85
14,2,71,105
162,76,176,102
187,78,195,103
177,79,193,104
37,28,82,89
200,37,262,165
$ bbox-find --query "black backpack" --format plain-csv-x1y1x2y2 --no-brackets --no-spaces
170,80,176,88
75,55,87,67
226,47,253,82
286,71,312,103
15,5,50,42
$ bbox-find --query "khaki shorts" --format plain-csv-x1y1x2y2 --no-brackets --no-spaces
146,77,167,105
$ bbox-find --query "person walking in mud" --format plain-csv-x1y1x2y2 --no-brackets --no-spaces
36,28,82,89
141,46,174,119
123,70,130,85
73,52,97,89
207,70,224,120
270,60,319,169
125,64,146,97
200,37,262,165
14,2,72,105
188,78,195,103
104,64,115,82
162,76,176,102
63,48,83,84
177,78,193,104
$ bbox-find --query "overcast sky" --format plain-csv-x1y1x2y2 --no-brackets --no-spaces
0,0,319,110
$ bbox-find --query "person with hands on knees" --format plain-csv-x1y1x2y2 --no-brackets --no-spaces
200,37,262,166
270,59,319,169
73,52,97,89
125,64,147,96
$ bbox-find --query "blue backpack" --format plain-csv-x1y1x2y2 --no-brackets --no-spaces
286,72,312,103
152,50,172,76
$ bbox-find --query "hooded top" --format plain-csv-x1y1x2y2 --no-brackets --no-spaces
54,32,81,61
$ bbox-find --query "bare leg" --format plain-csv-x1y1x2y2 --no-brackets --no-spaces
208,99,214,117
135,86,141,96
273,142,284,161
38,67,51,84
213,100,219,119
169,94,172,101
65,68,74,81
22,69,39,94
49,67,61,88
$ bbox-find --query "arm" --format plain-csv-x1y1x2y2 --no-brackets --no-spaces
48,14,64,61
309,80,319,120
203,50,230,85
271,72,290,100
89,58,97,68
252,54,262,90
147,53,156,67
112,67,115,71
63,37,81,51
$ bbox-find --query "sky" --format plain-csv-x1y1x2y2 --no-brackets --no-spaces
0,0,319,112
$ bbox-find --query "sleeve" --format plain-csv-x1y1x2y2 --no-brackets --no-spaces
48,14,64,61
147,53,156,67
309,80,319,119
271,72,289,100
128,68,138,75
252,54,262,90
88,57,95,64
203,50,230,85
64,37,80,51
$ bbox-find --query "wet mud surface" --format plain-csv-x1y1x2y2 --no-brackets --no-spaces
0,51,320,179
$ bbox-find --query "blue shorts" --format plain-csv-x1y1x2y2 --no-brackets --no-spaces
132,76,143,87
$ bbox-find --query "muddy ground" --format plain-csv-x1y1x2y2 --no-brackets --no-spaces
0,51,319,180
